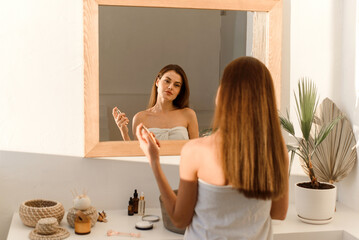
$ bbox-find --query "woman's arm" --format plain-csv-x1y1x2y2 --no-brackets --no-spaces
270,152,289,220
112,107,130,141
136,124,198,228
185,108,199,139
270,188,289,220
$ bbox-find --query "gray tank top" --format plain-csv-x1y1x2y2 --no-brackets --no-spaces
184,179,273,240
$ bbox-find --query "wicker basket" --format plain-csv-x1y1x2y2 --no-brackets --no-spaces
19,199,65,227
66,206,97,228
35,217,58,235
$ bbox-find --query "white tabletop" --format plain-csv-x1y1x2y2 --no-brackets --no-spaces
7,203,359,240
7,208,183,240
272,202,359,240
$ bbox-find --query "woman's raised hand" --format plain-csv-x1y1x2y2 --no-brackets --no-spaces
136,123,160,164
112,107,130,140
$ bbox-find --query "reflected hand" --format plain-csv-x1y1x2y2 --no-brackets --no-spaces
136,123,160,163
112,107,129,134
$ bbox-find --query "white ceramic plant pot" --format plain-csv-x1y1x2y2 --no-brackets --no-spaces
295,182,336,224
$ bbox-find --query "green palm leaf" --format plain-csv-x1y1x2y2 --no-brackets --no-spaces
314,115,343,148
288,149,296,176
294,78,318,141
279,110,295,136
279,78,345,187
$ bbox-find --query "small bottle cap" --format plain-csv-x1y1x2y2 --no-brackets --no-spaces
134,189,138,198
129,197,133,204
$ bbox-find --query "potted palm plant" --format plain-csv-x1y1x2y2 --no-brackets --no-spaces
280,78,342,224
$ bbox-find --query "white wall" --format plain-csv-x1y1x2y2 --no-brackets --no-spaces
288,0,359,211
0,0,84,157
290,0,342,101
336,0,359,211
286,0,343,168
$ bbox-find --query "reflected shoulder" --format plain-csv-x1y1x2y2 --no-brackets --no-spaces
182,107,196,114
133,110,149,121
181,107,197,119
132,111,149,129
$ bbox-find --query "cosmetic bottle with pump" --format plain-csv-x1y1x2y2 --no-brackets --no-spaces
133,190,139,214
138,192,145,216
128,197,134,216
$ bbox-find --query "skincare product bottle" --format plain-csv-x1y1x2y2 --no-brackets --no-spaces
75,210,91,235
138,192,145,216
133,189,139,214
128,197,134,216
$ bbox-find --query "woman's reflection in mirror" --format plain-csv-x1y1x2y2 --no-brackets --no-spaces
113,64,199,141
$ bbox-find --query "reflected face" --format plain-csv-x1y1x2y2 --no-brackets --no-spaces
156,70,183,101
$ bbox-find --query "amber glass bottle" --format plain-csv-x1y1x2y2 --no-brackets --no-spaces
133,189,139,214
128,197,134,216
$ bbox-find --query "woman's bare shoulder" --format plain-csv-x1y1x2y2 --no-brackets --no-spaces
180,107,196,116
133,110,153,128
133,109,152,121
180,136,217,176
179,108,197,123
181,135,214,156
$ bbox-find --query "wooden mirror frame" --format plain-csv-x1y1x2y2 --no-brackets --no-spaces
84,0,282,157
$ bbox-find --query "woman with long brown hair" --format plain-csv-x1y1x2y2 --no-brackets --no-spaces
136,56,289,239
113,64,199,140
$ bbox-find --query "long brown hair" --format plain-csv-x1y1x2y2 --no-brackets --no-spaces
213,56,287,200
147,64,190,109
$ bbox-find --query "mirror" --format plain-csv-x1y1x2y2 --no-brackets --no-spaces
99,6,250,141
84,0,282,157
